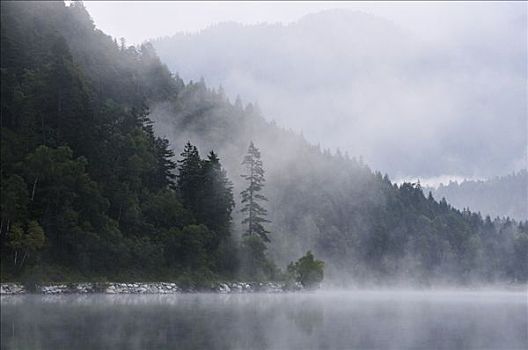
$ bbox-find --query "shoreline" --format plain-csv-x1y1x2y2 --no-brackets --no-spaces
0,281,302,295
2,282,524,296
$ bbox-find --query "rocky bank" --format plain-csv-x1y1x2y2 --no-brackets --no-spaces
0,281,302,295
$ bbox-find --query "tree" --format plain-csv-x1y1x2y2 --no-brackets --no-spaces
8,221,46,270
177,144,234,235
239,142,274,279
240,235,274,280
0,175,29,246
164,224,212,271
177,142,203,214
201,151,234,241
240,142,270,242
287,251,325,289
154,137,177,189
176,144,236,273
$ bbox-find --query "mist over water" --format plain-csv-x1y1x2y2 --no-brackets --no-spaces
2,290,526,350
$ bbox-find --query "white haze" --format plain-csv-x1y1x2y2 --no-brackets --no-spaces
86,1,527,182
2,291,527,349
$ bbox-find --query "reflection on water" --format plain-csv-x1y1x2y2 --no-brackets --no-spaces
1,290,527,349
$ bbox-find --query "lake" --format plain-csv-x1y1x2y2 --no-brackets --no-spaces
1,290,526,349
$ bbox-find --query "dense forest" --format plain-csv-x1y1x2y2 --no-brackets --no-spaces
427,171,528,222
0,1,275,284
1,2,526,285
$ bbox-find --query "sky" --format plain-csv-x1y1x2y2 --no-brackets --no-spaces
84,1,521,45
83,1,527,185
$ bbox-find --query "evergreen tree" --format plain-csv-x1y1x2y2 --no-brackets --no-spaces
177,142,202,214
201,151,235,241
240,142,270,242
177,144,234,255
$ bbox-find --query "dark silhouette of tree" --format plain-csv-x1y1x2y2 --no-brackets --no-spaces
201,151,235,242
177,141,202,214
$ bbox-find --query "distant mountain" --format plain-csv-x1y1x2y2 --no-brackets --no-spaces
427,170,528,221
151,9,527,180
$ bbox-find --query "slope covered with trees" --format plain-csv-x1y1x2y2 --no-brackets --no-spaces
0,1,241,283
150,81,528,284
1,2,526,285
428,171,528,221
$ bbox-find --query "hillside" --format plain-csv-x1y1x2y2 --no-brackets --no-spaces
1,2,526,285
150,79,528,284
428,170,528,221
1,1,238,283
151,9,527,180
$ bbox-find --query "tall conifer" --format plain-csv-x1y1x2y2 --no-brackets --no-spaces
240,142,270,242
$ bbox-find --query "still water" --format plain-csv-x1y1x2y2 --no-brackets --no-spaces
1,290,527,350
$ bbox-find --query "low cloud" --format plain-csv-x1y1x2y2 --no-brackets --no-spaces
152,5,527,180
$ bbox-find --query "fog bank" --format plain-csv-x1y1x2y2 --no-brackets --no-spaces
151,5,527,180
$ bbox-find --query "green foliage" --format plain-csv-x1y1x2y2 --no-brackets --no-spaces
201,151,235,242
25,221,46,250
177,142,203,214
1,174,29,228
177,142,235,272
7,221,46,270
287,251,325,288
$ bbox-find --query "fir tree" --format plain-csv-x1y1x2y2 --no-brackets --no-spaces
240,142,270,242
177,141,202,214
201,151,235,239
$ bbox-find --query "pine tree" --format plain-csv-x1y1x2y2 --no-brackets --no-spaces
153,137,177,189
177,141,202,214
240,142,270,242
201,151,235,238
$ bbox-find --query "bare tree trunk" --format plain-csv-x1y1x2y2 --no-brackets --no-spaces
31,176,39,201
20,251,28,269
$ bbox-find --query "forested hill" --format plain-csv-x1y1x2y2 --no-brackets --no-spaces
427,171,528,222
1,2,526,285
1,1,238,282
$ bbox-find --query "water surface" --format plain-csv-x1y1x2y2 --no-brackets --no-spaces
1,290,526,349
